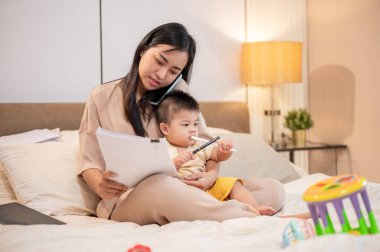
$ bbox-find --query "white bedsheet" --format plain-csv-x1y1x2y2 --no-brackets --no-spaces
1,174,379,252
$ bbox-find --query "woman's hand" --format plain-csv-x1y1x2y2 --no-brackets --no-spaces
181,172,215,190
82,168,128,200
181,160,219,190
97,170,128,199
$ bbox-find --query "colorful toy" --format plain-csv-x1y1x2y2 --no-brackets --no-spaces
127,244,151,252
282,219,315,248
303,174,379,236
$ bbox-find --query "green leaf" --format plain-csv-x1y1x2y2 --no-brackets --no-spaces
284,108,314,130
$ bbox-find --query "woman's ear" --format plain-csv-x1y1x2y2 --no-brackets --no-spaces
159,123,170,135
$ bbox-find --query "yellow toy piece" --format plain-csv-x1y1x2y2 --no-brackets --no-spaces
303,174,367,202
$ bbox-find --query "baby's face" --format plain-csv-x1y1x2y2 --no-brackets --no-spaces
166,109,199,147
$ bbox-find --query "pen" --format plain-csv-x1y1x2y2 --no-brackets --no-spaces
191,136,237,152
192,136,220,154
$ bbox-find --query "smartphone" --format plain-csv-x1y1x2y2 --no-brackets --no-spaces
150,73,182,106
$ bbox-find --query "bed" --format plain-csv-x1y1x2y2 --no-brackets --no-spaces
0,102,379,252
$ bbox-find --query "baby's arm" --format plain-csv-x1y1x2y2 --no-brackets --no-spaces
172,150,195,171
209,139,234,162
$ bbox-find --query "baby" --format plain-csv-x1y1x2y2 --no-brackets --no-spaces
155,90,276,216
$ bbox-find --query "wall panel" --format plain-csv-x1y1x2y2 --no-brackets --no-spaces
0,0,101,102
101,0,245,101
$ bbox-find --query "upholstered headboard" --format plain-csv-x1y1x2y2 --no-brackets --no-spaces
199,102,250,133
0,102,250,136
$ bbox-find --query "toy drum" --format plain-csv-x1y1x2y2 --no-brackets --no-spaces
303,174,378,236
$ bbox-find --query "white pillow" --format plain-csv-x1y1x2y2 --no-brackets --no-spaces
207,127,234,134
60,130,79,142
218,133,300,183
0,140,99,216
0,128,62,205
0,128,60,145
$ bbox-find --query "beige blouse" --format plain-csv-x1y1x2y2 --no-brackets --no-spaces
77,78,212,218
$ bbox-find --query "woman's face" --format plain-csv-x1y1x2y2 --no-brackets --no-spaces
138,44,188,93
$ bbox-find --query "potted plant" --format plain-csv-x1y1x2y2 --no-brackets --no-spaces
284,108,314,146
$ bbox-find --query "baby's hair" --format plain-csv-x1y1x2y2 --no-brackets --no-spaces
156,90,199,124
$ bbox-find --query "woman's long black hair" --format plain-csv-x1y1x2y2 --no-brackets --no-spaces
120,22,196,137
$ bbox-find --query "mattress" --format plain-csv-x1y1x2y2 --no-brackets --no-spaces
1,173,379,252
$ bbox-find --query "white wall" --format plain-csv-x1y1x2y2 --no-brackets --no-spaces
246,0,308,170
101,0,245,101
246,0,307,138
0,0,246,103
308,0,380,182
0,0,101,102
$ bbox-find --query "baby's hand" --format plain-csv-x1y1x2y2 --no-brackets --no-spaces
172,151,195,171
217,139,234,153
257,206,277,216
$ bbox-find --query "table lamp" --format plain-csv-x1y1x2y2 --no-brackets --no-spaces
241,41,302,145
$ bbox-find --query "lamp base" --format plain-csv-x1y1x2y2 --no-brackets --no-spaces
264,109,281,146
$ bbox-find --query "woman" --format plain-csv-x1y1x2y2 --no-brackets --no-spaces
78,22,285,225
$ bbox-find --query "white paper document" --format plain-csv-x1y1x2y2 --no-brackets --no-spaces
0,129,60,145
96,127,177,188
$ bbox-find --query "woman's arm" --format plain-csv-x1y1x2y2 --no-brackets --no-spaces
82,168,128,200
78,85,127,199
181,159,220,190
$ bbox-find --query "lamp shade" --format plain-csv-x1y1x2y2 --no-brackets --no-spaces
241,41,302,86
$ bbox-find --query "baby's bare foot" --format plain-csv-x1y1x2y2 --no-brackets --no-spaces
258,206,276,216
246,205,260,216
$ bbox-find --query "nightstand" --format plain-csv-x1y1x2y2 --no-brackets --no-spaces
273,141,348,174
